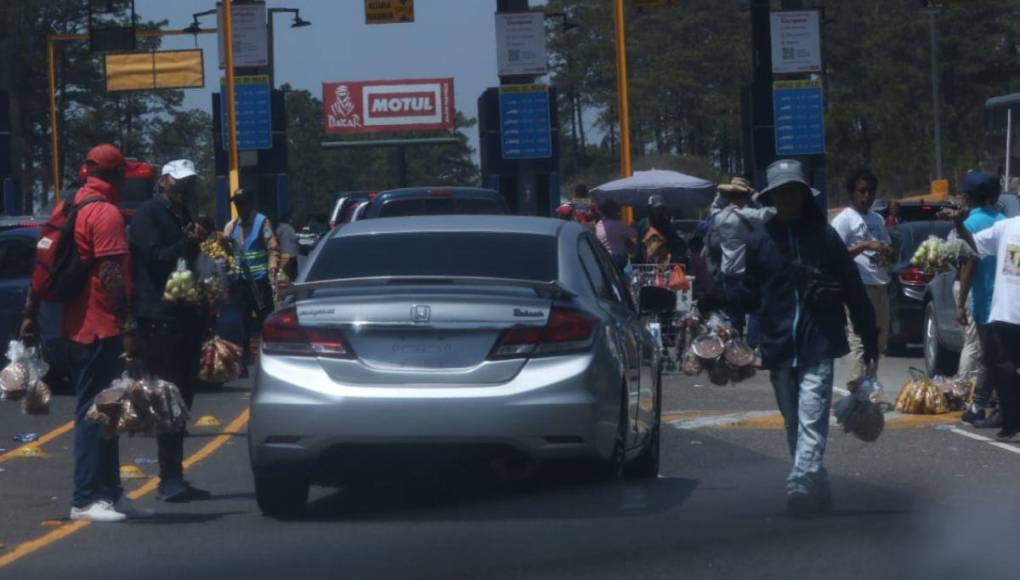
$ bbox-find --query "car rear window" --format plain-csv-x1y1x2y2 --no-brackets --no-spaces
306,233,558,281
378,197,506,217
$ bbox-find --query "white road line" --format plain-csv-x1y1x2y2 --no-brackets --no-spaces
948,426,1020,455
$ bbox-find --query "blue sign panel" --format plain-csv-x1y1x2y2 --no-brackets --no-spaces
220,75,272,151
499,85,552,160
773,81,825,156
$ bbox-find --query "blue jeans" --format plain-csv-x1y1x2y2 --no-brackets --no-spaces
71,336,125,508
769,360,834,497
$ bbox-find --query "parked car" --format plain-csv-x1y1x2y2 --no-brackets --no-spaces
874,199,956,224
364,187,510,219
327,191,375,230
922,266,963,376
885,220,954,352
249,216,672,516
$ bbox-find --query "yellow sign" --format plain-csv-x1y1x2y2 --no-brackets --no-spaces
365,0,414,24
105,49,205,92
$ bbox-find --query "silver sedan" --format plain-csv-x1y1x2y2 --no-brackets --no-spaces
248,216,674,515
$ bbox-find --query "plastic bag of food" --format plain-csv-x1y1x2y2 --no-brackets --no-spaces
22,381,52,416
149,378,189,433
200,234,236,274
85,376,131,438
1,340,32,400
681,348,703,376
894,368,950,415
198,336,243,384
163,258,201,305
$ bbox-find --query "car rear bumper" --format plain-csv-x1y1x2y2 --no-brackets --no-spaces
249,352,620,478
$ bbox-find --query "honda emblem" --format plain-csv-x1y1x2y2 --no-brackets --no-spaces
411,305,431,323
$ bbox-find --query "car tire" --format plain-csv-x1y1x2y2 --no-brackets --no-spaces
255,475,309,517
923,302,954,376
627,378,661,480
597,385,628,482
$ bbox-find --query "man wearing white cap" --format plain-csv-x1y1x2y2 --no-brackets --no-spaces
129,159,212,503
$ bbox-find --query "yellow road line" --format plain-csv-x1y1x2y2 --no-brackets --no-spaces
0,408,250,569
0,421,74,464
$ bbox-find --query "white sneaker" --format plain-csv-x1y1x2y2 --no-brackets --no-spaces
115,496,155,519
70,500,127,523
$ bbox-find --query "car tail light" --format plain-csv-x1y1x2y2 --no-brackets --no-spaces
899,267,932,286
262,308,354,359
489,307,598,360
429,189,452,197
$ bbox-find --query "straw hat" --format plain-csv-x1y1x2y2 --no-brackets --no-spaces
718,176,754,196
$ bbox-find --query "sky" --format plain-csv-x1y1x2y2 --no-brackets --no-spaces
138,0,549,154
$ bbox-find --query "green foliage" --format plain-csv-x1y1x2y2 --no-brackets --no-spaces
547,0,1020,203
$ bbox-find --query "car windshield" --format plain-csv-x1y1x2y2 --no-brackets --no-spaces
378,197,505,217
306,232,558,281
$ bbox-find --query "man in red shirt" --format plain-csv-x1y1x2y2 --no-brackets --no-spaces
21,144,148,523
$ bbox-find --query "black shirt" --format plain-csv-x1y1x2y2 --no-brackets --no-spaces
129,195,199,321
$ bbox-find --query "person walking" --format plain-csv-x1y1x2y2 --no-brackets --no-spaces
21,144,149,522
129,159,213,502
830,170,894,378
595,199,636,273
952,194,1020,441
735,160,879,516
224,189,280,377
704,176,776,333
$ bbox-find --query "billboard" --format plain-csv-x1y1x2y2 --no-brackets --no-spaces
105,50,204,92
323,78,455,135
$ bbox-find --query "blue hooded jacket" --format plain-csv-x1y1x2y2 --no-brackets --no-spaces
737,188,879,370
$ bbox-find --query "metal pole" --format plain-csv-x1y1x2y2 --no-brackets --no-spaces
928,8,944,180
223,0,241,216
267,12,275,89
47,36,59,202
613,0,632,179
1007,108,1013,184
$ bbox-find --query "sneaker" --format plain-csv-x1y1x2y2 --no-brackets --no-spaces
974,412,1004,430
115,496,154,519
159,480,212,503
995,425,1020,441
961,406,986,425
70,500,127,523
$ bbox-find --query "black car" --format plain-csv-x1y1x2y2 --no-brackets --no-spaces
364,187,510,218
885,220,953,353
874,199,956,223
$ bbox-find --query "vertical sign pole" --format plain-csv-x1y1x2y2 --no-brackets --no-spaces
1006,108,1013,185
47,36,60,201
613,0,633,222
223,0,241,217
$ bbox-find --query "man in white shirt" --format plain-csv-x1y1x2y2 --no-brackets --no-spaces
954,213,1020,440
830,170,895,378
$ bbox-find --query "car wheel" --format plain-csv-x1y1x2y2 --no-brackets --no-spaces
923,302,953,376
627,378,661,480
255,475,309,517
597,385,628,482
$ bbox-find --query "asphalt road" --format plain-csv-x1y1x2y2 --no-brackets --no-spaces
3,351,1020,580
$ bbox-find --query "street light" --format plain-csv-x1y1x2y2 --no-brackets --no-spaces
268,8,312,88
183,9,216,37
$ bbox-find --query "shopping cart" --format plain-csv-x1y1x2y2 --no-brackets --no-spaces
629,263,696,373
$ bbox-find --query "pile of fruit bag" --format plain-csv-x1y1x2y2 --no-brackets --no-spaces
834,374,885,442
911,235,975,275
0,340,52,415
163,258,201,305
198,336,243,384
894,368,950,415
85,374,189,438
199,234,236,273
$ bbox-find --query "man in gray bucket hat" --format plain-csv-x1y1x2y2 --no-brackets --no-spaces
732,159,879,517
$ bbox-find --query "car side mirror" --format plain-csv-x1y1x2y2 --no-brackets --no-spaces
638,286,675,315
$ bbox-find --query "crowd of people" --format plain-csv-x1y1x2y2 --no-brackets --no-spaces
19,144,292,523
557,159,1020,516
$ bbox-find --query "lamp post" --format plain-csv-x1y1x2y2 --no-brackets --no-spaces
267,8,311,89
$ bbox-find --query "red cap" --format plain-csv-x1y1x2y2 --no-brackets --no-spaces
84,144,126,173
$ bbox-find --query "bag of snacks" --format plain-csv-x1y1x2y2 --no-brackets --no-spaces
163,258,201,305
198,336,243,384
835,374,885,442
894,368,950,415
86,374,190,437
1,340,33,400
2,340,51,414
